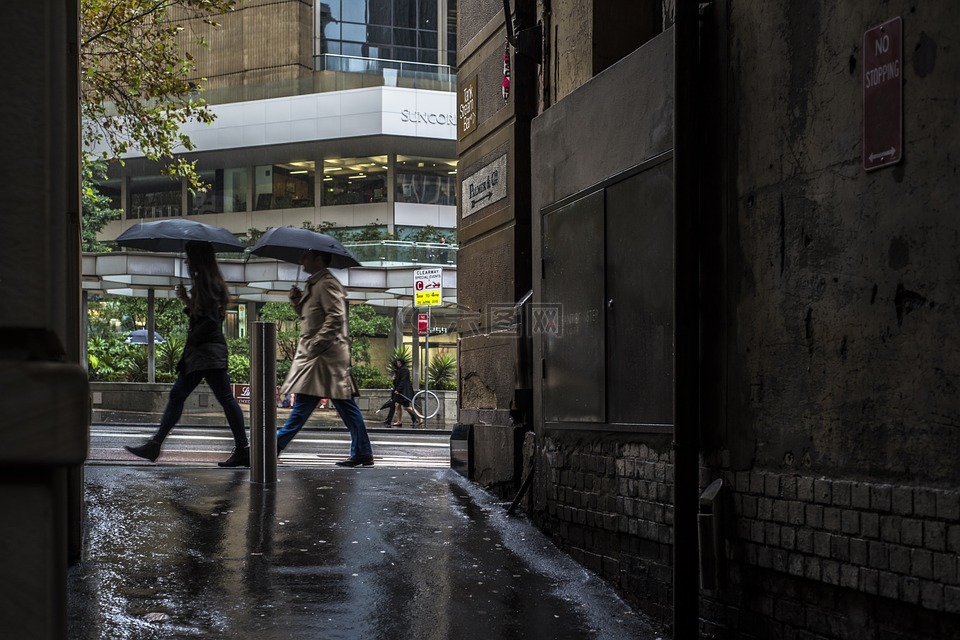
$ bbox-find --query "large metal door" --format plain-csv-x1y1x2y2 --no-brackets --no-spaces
542,190,605,423
540,157,673,430
605,161,674,426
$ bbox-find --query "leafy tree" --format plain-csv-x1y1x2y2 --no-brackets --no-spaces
81,160,122,251
406,225,440,243
86,293,188,380
258,302,300,361
349,304,392,368
80,0,236,188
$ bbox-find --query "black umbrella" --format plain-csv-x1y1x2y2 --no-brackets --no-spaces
248,227,362,268
115,219,246,253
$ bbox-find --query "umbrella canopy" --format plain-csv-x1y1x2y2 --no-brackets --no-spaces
248,227,362,269
115,219,246,253
126,329,165,345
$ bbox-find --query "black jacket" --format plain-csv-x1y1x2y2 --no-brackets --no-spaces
176,306,228,374
393,364,414,402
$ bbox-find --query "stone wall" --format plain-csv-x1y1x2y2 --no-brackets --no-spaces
519,0,960,637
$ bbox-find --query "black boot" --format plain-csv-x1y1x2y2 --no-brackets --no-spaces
125,440,161,462
219,446,250,468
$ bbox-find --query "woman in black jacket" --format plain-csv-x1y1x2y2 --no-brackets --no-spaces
391,358,422,427
125,241,249,466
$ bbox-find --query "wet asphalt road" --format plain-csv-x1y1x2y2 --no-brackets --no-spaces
68,465,664,640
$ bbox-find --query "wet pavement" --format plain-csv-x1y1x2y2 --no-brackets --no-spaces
69,465,664,640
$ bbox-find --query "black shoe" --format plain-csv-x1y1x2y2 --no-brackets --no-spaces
218,446,250,468
125,440,161,462
335,455,374,468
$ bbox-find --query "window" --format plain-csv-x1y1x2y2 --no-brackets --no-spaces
128,175,182,219
254,162,315,211
396,155,457,205
316,0,451,65
189,167,247,215
322,156,388,206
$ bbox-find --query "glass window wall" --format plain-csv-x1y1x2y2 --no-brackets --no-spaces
318,0,446,64
189,167,247,215
254,162,315,211
395,155,457,205
322,156,388,206
128,175,183,219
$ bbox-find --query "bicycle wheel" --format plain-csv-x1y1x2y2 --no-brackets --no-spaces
412,390,440,420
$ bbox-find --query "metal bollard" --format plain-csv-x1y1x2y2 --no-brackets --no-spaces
250,321,277,483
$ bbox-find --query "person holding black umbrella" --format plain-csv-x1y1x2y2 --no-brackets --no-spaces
390,357,422,427
275,249,374,466
125,240,250,467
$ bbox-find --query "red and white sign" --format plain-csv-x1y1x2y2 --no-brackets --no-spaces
863,16,902,171
418,312,429,333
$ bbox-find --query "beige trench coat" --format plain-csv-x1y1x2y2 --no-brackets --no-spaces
280,268,359,399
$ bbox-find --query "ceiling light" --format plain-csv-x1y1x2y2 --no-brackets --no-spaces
290,170,308,175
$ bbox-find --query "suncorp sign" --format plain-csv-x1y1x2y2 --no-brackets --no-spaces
400,109,456,126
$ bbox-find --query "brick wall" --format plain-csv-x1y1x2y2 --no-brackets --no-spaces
532,437,960,637
535,436,676,627
727,470,960,616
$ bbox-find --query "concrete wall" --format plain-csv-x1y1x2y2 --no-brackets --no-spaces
513,0,960,637
0,2,88,638
90,382,458,428
456,0,538,494
174,0,314,97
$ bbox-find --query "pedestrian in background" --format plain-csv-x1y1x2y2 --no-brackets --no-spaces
276,250,374,466
391,357,422,427
377,364,397,425
125,241,249,467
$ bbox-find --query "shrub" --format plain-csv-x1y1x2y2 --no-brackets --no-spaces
428,351,457,389
228,353,250,384
352,365,391,389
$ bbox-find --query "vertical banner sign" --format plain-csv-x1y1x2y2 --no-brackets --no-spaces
863,17,902,171
418,312,429,334
502,38,511,101
414,268,443,307
458,75,478,140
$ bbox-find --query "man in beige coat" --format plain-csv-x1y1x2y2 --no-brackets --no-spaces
276,250,374,466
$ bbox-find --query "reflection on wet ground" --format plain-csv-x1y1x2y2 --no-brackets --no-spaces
69,467,663,639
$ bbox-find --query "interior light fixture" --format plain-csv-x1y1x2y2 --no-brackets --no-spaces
290,170,308,175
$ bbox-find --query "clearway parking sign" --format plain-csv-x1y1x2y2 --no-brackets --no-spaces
414,268,443,307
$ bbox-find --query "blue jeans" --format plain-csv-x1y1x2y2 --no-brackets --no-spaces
154,368,248,448
277,394,373,458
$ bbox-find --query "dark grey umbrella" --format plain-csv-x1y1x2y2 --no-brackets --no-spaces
248,227,362,268
115,219,246,253
126,329,165,345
